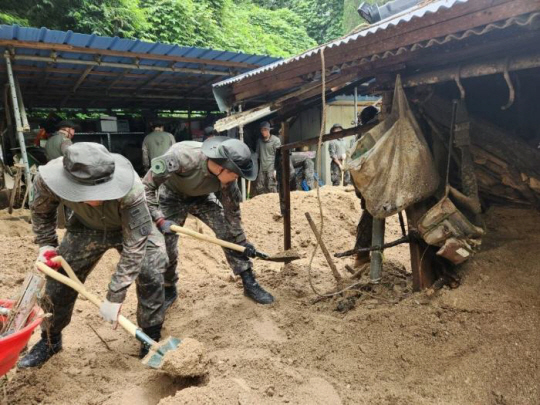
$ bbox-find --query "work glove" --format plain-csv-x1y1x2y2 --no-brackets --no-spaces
240,242,258,259
99,299,122,327
156,218,176,235
36,246,61,269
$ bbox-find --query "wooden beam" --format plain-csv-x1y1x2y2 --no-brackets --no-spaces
60,65,94,107
281,121,291,250
280,122,377,151
0,39,259,69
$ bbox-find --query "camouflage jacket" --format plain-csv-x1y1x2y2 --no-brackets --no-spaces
45,130,72,161
31,174,153,303
142,131,176,171
142,142,246,242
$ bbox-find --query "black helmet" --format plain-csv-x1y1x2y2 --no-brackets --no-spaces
202,136,258,181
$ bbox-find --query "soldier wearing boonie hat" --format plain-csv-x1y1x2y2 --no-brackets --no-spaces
143,137,274,306
19,142,169,368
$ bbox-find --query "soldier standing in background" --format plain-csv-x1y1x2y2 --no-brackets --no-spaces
143,137,275,306
44,120,76,161
19,143,168,368
328,123,351,186
142,120,176,172
254,121,280,195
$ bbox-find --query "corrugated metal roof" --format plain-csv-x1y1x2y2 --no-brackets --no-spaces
0,25,281,110
214,0,468,88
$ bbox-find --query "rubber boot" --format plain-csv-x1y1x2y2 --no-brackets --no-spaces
240,269,274,305
163,285,178,311
18,332,62,368
139,324,162,359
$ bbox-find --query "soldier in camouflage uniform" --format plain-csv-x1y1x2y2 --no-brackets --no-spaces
18,143,168,368
142,120,176,172
328,123,352,186
254,121,280,195
143,136,274,306
44,120,76,161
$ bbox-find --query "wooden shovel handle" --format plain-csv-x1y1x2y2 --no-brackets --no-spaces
170,224,246,253
36,262,138,338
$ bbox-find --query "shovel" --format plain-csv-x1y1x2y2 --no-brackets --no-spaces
170,224,300,263
35,258,181,370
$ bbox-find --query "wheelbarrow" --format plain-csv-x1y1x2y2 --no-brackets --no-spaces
0,299,44,377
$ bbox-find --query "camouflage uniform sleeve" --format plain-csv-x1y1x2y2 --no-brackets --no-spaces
220,181,247,244
142,145,199,221
328,141,338,160
106,178,152,303
142,140,150,171
30,174,60,247
168,133,176,147
60,138,73,155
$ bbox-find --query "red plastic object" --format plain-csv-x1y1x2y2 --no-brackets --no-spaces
0,299,44,376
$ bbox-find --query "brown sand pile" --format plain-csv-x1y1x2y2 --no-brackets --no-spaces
160,338,208,377
0,209,32,237
1,188,538,405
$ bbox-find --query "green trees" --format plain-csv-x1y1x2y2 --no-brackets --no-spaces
0,0,316,57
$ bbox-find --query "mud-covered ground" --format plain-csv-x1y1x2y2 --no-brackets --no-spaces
1,188,538,404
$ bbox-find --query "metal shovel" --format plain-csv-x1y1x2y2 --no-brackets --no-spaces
36,258,181,369
170,225,300,263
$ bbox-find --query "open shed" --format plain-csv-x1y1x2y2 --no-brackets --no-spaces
212,0,540,291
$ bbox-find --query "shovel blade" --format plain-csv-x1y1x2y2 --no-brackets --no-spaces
141,336,182,369
265,249,301,263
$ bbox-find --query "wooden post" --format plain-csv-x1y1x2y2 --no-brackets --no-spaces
369,218,385,283
281,121,291,250
406,202,437,291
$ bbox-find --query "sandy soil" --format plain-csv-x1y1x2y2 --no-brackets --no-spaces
0,187,538,405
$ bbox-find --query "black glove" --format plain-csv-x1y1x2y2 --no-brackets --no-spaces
156,218,176,234
241,242,257,258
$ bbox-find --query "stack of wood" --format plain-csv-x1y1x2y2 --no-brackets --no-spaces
470,118,540,208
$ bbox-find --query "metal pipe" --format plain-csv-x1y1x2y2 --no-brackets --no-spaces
10,54,231,76
354,87,358,126
14,79,30,131
370,218,385,283
4,52,31,195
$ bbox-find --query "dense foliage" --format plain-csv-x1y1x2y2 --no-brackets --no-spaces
1,0,391,56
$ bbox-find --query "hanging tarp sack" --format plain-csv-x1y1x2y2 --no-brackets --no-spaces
348,75,439,218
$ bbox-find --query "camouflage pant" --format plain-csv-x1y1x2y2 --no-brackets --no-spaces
159,186,251,286
254,170,277,195
291,156,315,190
330,162,351,186
42,224,168,335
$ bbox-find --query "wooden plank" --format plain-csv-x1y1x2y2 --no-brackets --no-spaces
0,39,260,69
406,202,437,291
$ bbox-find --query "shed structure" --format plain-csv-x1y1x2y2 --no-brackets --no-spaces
212,0,540,291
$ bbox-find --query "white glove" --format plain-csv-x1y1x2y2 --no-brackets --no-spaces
36,245,61,269
99,299,122,326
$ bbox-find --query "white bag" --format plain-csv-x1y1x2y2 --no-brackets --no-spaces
348,75,439,218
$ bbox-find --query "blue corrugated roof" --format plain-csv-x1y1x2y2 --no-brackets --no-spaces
0,25,281,110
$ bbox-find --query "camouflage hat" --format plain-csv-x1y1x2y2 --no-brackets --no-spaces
331,123,343,132
39,142,135,202
202,136,258,181
259,121,271,130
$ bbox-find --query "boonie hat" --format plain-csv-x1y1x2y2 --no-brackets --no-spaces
259,121,271,130
57,120,77,130
39,143,135,202
331,123,343,132
202,136,258,181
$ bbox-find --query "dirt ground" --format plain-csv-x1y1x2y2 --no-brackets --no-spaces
0,187,538,405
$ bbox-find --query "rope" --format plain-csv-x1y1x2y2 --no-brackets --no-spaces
305,48,369,299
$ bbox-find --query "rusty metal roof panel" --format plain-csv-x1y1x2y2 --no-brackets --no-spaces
214,0,469,88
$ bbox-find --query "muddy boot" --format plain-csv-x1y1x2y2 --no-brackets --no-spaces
240,269,274,305
163,285,178,311
139,324,162,359
18,333,62,368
